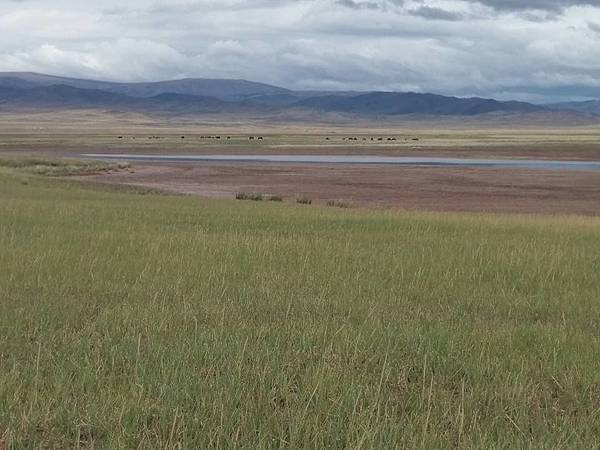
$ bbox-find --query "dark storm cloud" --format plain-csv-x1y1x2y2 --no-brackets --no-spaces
409,6,465,20
335,0,600,14
471,0,600,12
335,0,382,10
588,20,600,32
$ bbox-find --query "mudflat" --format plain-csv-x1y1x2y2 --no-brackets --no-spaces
81,162,600,216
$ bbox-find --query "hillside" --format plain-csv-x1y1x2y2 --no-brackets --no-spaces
0,72,595,120
0,72,291,102
0,84,254,115
547,100,600,115
294,92,545,116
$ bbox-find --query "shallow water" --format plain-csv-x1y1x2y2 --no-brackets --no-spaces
84,154,600,171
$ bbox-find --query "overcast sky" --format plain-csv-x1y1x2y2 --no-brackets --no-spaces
1,0,600,101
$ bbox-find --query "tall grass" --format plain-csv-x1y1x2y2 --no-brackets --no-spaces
0,157,127,176
236,192,264,201
0,168,599,448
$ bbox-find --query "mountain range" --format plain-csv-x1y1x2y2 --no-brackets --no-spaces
0,72,598,118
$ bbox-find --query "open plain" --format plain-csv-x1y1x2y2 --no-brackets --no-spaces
1,160,600,448
2,112,600,447
1,111,600,215
4,0,600,446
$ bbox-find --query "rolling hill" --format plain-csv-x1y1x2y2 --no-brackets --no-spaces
547,100,600,115
0,72,595,120
294,92,545,116
0,72,291,102
0,84,250,115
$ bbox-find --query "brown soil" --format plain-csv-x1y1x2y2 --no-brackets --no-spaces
82,162,600,216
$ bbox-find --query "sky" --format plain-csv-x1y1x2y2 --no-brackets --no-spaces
1,0,600,102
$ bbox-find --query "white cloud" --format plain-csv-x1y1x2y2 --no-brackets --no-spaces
0,0,599,100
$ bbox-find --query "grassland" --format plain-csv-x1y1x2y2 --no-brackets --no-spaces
0,157,128,177
2,129,600,155
1,110,600,161
1,165,600,448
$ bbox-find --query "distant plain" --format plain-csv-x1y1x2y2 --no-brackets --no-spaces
1,110,599,215
2,106,600,448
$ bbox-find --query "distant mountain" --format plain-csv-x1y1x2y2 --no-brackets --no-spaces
0,72,290,102
0,76,40,90
546,100,600,115
0,71,590,119
294,92,545,116
0,84,130,108
0,84,251,115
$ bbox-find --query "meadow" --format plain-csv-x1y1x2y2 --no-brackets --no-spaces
2,111,600,161
1,164,600,448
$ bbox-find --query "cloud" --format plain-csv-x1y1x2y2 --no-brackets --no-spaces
409,6,465,20
335,0,383,10
0,40,190,81
0,0,599,101
588,20,600,32
470,0,600,13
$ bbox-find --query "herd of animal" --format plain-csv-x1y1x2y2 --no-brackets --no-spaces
114,135,419,142
339,137,419,141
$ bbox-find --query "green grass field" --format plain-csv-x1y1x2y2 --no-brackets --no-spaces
1,166,600,448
